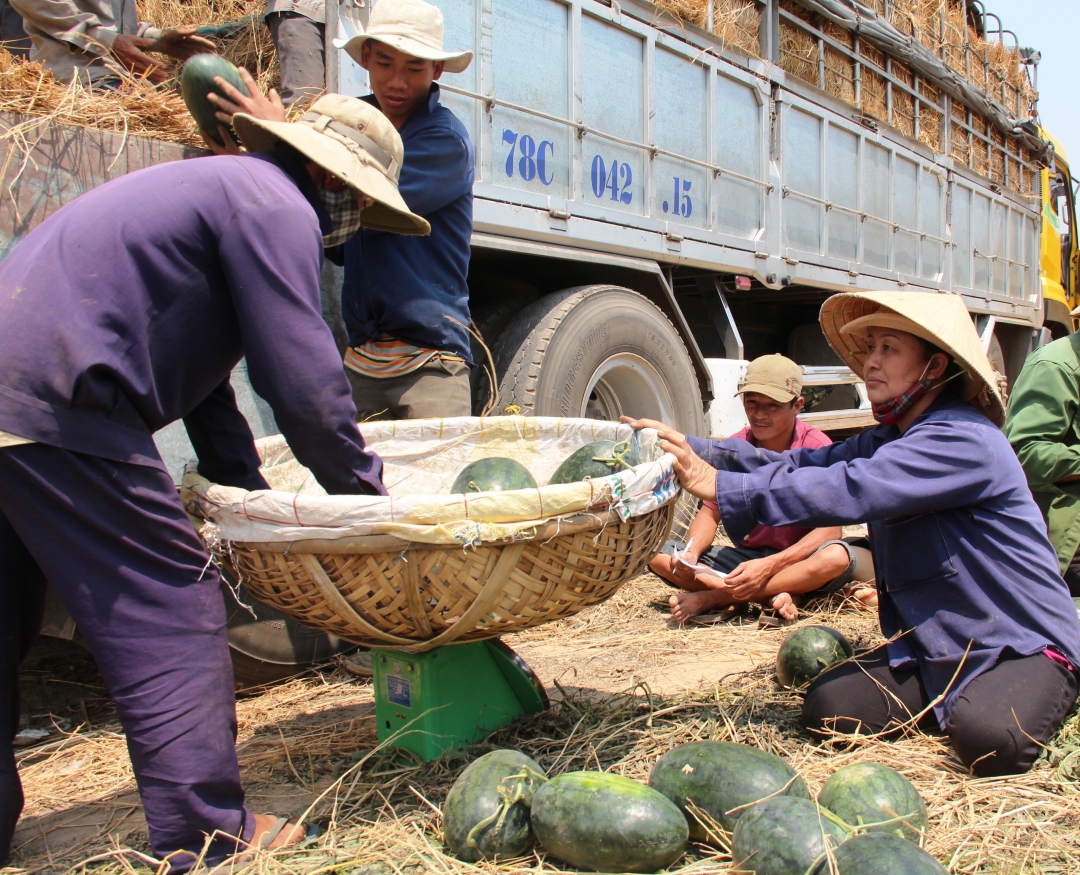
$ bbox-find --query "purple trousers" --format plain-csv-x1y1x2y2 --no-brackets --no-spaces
0,444,254,870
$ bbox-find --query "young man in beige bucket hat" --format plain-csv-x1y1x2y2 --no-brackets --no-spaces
0,98,425,871
649,354,872,627
207,0,476,420
626,290,1080,777
332,0,478,423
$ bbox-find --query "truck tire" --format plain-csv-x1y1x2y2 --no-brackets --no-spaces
223,576,356,688
491,285,706,540
493,285,706,431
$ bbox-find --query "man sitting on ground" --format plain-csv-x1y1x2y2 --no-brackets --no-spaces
650,354,869,625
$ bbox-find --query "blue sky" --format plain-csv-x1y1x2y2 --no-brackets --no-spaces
982,0,1080,163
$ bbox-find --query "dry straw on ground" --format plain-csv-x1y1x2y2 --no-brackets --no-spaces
12,572,1080,875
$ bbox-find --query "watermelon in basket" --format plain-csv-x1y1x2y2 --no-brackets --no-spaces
183,417,679,650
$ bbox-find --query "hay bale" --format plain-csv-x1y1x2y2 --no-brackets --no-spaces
779,0,818,85
891,62,916,139
136,0,280,95
917,77,941,151
651,0,762,57
651,0,708,29
990,125,1006,186
713,0,762,57
860,41,889,122
0,49,200,145
823,22,854,104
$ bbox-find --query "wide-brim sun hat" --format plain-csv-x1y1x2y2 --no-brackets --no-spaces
333,0,472,74
820,291,1006,426
233,94,430,236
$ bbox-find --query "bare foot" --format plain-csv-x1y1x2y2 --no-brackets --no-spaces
769,592,801,622
669,589,730,623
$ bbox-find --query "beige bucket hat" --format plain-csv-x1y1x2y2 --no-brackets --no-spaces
233,94,430,236
737,354,802,402
820,291,1006,425
334,0,473,74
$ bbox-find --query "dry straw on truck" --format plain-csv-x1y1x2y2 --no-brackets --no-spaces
652,0,1036,194
1,0,1038,192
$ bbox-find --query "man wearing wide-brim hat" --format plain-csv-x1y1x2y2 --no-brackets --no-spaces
331,0,477,422
626,291,1080,777
0,97,425,870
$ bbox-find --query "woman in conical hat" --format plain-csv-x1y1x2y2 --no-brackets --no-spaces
625,290,1080,777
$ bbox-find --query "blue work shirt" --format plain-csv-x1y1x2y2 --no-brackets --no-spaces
688,396,1080,725
341,84,475,361
0,150,385,496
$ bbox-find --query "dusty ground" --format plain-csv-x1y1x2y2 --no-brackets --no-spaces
9,565,878,871
11,541,1079,875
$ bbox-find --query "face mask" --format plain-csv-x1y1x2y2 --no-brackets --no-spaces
319,188,364,247
872,360,966,425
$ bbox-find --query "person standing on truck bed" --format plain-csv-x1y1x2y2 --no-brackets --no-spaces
264,0,326,105
649,354,873,627
0,97,428,870
8,0,213,85
334,0,476,421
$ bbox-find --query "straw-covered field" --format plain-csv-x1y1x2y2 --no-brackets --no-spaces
11,562,1080,875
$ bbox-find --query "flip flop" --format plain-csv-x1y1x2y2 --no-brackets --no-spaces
208,816,307,874
756,607,794,629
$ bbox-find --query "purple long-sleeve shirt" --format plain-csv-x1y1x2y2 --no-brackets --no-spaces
0,150,385,496
688,396,1080,725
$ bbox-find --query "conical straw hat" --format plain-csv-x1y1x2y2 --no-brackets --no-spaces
819,291,1006,426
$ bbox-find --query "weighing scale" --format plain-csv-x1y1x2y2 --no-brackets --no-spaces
370,639,549,761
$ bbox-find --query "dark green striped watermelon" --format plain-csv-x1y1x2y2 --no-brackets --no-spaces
811,833,947,875
181,54,249,146
547,440,641,485
648,740,809,840
732,796,847,875
776,625,853,689
818,762,928,842
450,457,537,494
531,771,687,873
443,749,547,862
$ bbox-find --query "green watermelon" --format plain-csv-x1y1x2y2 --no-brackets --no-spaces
811,833,946,875
443,749,547,862
531,771,687,873
181,54,249,145
648,740,809,840
776,625,853,689
450,457,537,494
818,762,928,842
732,796,847,875
547,440,640,485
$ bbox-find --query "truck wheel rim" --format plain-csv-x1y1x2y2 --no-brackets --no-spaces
582,353,678,424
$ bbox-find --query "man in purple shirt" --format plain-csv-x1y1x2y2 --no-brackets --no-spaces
0,96,425,868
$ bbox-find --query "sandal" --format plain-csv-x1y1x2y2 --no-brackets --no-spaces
756,607,795,629
208,815,307,874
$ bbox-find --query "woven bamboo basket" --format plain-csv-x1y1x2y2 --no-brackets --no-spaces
211,504,673,651
189,417,678,651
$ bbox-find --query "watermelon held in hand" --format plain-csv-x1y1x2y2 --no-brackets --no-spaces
181,54,250,146
732,796,847,875
776,625,853,689
818,762,928,842
530,771,687,873
442,749,547,862
450,457,538,494
648,740,809,840
547,439,641,485
811,833,947,875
